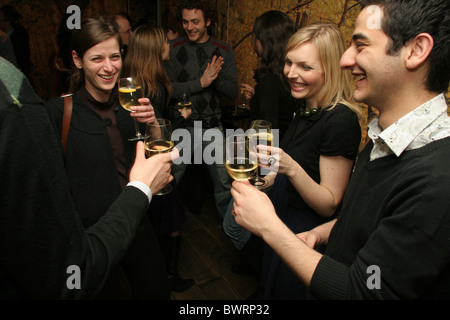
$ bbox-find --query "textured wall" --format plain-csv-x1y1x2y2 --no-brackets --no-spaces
0,0,127,100
217,0,361,91
3,0,448,109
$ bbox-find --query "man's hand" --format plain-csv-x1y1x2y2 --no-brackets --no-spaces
231,180,281,237
200,55,224,88
296,220,336,249
130,98,156,124
129,142,179,194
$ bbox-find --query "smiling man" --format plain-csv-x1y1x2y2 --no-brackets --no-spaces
165,0,238,219
231,0,450,299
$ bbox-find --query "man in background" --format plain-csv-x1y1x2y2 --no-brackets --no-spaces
166,0,239,219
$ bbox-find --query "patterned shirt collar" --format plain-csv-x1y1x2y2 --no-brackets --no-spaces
368,94,449,160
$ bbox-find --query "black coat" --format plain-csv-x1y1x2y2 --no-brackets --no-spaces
46,91,170,299
46,92,141,227
0,58,151,299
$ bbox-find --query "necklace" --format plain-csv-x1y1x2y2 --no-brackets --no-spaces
298,106,319,118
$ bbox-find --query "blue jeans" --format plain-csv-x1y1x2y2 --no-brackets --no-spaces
223,185,273,250
172,126,231,219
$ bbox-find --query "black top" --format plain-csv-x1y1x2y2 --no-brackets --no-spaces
311,137,450,299
281,103,361,211
45,91,138,227
147,82,188,130
249,72,296,140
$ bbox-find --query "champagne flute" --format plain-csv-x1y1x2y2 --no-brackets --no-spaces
225,133,258,181
118,77,145,141
178,92,192,110
248,120,273,189
144,118,174,195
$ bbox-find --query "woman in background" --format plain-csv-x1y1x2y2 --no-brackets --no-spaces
241,10,297,140
122,24,194,292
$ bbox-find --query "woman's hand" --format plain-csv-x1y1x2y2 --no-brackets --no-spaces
178,107,192,120
240,83,254,100
130,98,156,123
257,145,296,177
296,219,336,249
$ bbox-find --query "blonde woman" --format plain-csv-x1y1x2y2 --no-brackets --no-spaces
253,23,364,299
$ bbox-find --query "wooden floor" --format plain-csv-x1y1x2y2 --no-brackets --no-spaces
170,180,260,300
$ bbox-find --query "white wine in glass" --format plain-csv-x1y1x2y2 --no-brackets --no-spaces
177,92,192,109
144,118,174,195
225,134,258,181
118,77,145,141
248,120,272,189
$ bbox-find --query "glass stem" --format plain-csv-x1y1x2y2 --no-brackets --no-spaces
134,118,143,138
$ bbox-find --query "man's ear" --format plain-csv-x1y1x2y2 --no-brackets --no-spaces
72,50,83,69
206,18,211,28
405,33,434,70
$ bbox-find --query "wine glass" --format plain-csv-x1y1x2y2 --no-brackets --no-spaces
225,133,258,181
248,120,272,189
118,77,145,141
178,92,192,110
144,118,174,195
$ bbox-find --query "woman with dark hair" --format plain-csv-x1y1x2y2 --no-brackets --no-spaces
241,10,297,139
46,16,169,299
122,24,194,292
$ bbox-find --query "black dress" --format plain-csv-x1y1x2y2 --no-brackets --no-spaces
261,104,362,300
249,72,297,141
146,83,186,234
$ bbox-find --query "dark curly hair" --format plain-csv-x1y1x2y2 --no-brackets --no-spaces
178,0,212,21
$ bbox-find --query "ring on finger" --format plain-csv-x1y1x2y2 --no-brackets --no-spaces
268,156,276,166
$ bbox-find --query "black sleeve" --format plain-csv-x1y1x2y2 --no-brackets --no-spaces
0,68,148,299
252,74,283,129
320,105,361,160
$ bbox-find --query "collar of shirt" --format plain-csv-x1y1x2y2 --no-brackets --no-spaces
367,93,449,161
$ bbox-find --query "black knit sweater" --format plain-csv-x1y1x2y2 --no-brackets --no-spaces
310,138,450,299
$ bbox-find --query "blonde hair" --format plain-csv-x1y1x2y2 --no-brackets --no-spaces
122,25,171,103
286,23,365,121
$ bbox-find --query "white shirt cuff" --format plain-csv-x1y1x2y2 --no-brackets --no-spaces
127,181,152,204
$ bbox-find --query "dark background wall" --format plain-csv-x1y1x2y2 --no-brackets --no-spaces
2,0,448,112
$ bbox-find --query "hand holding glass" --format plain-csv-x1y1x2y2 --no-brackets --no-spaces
225,133,258,181
144,118,174,195
118,77,145,141
178,92,192,110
